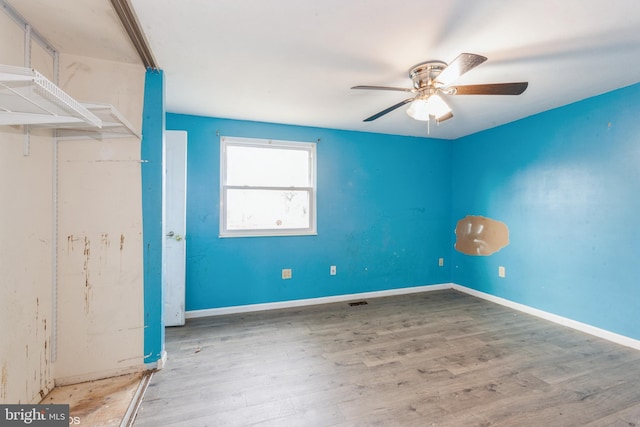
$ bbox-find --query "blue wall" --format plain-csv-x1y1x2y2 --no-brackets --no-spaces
451,83,640,340
160,82,640,342
166,114,452,310
141,69,165,363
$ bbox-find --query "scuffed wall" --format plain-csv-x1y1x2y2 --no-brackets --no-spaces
54,54,145,384
0,12,55,403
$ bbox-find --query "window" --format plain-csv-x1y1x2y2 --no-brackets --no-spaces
220,136,317,237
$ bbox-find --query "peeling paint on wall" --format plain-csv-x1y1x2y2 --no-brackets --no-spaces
454,215,509,256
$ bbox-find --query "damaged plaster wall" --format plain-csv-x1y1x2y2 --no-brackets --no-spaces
0,12,55,403
454,215,509,256
54,54,145,384
451,82,640,341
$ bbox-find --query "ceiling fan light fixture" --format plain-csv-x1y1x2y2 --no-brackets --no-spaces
406,94,452,122
406,98,430,122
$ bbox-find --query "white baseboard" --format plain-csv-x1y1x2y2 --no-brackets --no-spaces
452,284,640,351
54,353,163,388
54,364,147,387
185,281,640,352
155,350,168,370
185,283,453,318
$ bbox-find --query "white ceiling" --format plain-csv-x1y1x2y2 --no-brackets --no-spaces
9,0,640,139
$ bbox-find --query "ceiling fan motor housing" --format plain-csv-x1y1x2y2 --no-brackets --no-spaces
409,61,447,90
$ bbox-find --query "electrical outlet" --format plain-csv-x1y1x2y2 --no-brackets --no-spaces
438,257,444,267
498,266,506,278
282,268,292,279
330,265,337,275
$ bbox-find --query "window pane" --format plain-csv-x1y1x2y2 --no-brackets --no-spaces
226,189,310,230
226,145,310,187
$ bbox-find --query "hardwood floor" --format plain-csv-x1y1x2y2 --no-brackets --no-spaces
134,290,640,426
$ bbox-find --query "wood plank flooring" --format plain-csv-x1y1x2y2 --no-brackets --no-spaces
133,290,640,426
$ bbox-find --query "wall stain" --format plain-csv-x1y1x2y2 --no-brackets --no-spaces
43,319,48,363
62,62,91,88
119,234,126,273
100,233,110,267
67,234,80,254
101,233,110,249
42,317,49,390
1,362,7,400
83,237,91,314
35,298,39,340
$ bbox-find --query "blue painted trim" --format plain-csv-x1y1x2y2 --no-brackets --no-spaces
141,68,165,363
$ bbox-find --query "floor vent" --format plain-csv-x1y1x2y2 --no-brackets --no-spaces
348,301,368,307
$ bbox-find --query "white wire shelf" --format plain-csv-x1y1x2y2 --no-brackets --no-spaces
0,64,101,127
56,103,141,140
0,64,140,140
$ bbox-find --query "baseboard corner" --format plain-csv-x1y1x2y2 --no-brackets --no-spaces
451,283,640,352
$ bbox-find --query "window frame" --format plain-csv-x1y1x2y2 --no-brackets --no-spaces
219,136,317,238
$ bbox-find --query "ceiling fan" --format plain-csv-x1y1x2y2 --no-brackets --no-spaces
352,53,528,125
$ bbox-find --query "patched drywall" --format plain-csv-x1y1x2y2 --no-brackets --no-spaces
454,215,509,256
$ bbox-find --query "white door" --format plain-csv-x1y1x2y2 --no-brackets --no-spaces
163,130,187,326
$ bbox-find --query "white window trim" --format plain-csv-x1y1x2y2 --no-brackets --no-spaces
219,136,317,238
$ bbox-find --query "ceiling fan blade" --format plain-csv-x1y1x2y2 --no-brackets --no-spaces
451,82,528,95
363,98,415,122
435,53,487,86
352,85,415,93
